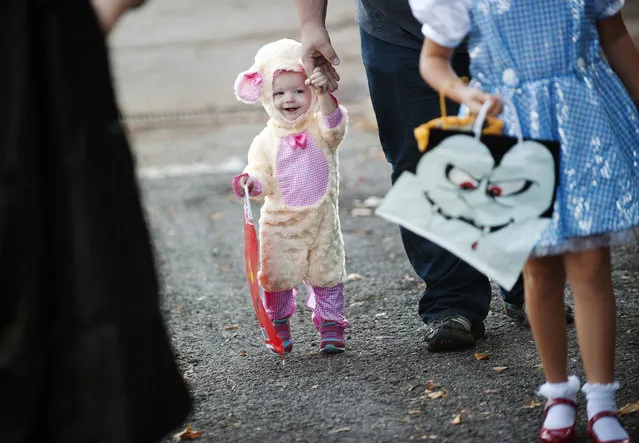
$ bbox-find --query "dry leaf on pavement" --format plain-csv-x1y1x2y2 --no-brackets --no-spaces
223,325,240,331
347,273,365,281
474,352,489,361
173,424,202,441
425,380,437,392
401,274,416,283
523,400,544,409
240,351,248,357
328,427,351,434
408,410,422,415
450,411,462,425
486,389,499,394
427,390,447,400
492,366,509,372
619,401,639,415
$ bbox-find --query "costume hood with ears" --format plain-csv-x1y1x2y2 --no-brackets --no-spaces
234,38,319,130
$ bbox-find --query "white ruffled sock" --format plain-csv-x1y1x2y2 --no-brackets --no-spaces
537,376,579,430
582,382,629,442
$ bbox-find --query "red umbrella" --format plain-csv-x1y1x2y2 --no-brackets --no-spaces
243,189,285,358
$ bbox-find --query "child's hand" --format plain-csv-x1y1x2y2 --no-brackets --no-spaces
237,175,254,196
306,67,331,95
459,86,503,117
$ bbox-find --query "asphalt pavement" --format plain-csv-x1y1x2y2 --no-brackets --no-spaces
107,2,639,441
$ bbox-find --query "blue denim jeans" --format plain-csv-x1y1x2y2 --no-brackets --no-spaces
359,29,524,324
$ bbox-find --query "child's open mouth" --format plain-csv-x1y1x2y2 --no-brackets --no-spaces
284,106,300,113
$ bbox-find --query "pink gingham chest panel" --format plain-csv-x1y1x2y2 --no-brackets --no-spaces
276,131,329,208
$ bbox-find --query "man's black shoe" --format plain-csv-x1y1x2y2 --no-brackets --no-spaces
424,315,485,352
503,301,574,327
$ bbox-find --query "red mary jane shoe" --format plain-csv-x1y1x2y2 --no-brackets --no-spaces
539,398,577,443
587,411,631,443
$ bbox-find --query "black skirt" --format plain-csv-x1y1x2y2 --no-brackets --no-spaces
0,1,191,442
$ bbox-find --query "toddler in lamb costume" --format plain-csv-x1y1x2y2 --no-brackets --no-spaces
232,39,348,354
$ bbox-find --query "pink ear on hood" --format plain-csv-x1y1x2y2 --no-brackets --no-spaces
234,70,264,103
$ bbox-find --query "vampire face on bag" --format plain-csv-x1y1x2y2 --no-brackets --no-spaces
417,131,559,250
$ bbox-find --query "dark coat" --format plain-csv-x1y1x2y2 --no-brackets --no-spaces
0,1,191,442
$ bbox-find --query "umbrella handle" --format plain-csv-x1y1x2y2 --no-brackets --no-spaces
243,184,253,222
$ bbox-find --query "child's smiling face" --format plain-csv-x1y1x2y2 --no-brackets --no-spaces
272,71,311,121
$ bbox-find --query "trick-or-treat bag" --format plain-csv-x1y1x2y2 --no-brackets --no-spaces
376,98,560,290
243,185,285,357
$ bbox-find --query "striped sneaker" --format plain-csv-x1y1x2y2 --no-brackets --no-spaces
270,318,293,354
319,322,346,354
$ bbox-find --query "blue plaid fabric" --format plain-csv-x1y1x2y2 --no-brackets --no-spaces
463,0,639,255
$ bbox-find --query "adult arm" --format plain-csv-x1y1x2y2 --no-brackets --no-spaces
295,0,340,91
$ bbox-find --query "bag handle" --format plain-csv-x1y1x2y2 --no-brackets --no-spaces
439,77,469,130
471,97,524,143
243,184,253,222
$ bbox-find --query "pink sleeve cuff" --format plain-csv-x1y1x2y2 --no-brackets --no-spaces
232,173,263,199
323,106,343,129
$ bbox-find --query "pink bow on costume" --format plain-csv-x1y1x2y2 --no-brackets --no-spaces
287,132,307,150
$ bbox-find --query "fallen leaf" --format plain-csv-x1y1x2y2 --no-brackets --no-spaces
349,301,364,307
382,236,393,243
171,306,184,313
619,401,639,415
427,390,447,400
173,424,202,441
210,212,223,221
492,366,509,372
523,400,544,409
474,352,489,361
407,385,418,391
408,410,422,415
196,296,206,301
375,336,395,340
219,265,230,272
425,381,437,392
347,273,365,281
533,364,544,370
307,351,320,357
401,274,416,283
223,324,240,331
310,385,319,390
240,351,248,357
375,312,387,318
328,427,351,434
450,411,462,425
486,389,499,394
351,207,373,217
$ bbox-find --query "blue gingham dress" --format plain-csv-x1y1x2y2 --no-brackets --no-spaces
464,0,639,256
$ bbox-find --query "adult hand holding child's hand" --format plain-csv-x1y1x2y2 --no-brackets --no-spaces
306,67,330,94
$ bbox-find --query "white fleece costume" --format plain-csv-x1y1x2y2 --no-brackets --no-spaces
232,39,348,329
